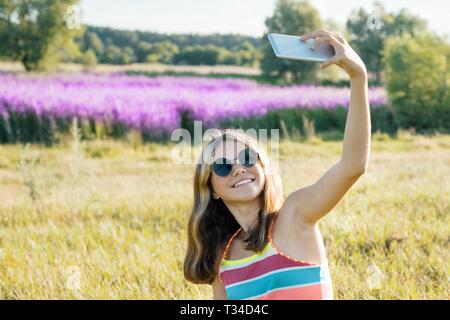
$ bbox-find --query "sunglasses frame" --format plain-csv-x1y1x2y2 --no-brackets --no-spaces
211,147,260,177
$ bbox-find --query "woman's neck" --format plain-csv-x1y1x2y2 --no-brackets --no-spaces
224,197,262,234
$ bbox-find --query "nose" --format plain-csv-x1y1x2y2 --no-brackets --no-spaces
231,164,246,176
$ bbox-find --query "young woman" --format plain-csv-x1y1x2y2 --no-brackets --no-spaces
183,29,371,300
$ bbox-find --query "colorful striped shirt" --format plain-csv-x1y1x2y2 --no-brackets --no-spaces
218,214,333,300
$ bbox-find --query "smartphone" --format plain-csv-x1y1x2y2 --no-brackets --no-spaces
267,32,335,62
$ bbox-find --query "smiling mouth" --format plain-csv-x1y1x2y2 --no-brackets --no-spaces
232,178,255,188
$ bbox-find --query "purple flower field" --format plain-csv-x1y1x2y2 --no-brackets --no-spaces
0,72,387,136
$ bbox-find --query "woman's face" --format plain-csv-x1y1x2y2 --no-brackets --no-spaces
210,139,265,203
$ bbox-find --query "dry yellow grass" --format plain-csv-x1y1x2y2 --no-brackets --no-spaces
0,131,448,299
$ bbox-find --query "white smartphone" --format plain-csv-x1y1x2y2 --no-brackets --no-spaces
267,32,335,62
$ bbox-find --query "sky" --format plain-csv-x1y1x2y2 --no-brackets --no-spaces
80,0,450,37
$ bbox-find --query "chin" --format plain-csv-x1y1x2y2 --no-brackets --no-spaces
227,188,263,202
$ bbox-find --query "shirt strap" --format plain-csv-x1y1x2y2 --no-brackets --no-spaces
220,227,242,263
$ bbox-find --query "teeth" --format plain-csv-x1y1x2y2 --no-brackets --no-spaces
233,179,253,188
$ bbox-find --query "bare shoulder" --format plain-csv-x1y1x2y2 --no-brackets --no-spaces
212,275,227,300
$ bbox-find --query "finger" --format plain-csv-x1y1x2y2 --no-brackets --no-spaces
311,37,329,50
301,30,328,42
311,35,339,50
331,32,346,44
300,28,331,42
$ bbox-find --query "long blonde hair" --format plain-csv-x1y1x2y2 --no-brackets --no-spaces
183,129,284,284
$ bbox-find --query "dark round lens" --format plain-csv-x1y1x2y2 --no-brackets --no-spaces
239,148,258,167
212,158,233,177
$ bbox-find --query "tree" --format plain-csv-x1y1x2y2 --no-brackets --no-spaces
145,41,179,64
121,46,135,64
174,44,219,65
346,2,427,83
383,33,449,131
104,45,123,64
216,47,241,65
136,41,152,62
77,25,264,67
0,0,82,71
238,41,258,66
103,45,135,64
261,0,322,83
84,31,103,55
81,48,97,70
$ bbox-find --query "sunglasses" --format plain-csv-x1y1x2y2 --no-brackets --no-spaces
212,147,260,177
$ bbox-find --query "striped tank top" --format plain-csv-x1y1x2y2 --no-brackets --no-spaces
218,214,333,300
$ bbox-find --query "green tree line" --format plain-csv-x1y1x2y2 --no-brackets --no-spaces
79,25,262,67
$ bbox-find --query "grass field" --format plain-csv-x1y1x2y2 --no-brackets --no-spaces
0,130,448,299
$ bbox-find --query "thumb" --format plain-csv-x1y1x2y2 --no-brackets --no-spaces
320,56,339,70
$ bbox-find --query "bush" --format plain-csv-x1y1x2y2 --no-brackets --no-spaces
383,34,449,132
174,45,222,65
81,49,97,69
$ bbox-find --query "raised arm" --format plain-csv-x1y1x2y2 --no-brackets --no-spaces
283,28,371,226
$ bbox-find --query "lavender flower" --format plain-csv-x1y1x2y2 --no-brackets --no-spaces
0,72,387,134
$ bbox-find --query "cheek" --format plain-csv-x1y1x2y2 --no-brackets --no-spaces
254,165,265,187
211,175,228,193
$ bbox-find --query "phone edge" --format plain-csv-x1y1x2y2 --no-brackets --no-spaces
267,33,328,62
267,33,280,57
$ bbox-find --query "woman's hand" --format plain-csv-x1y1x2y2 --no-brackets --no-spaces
300,28,367,79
